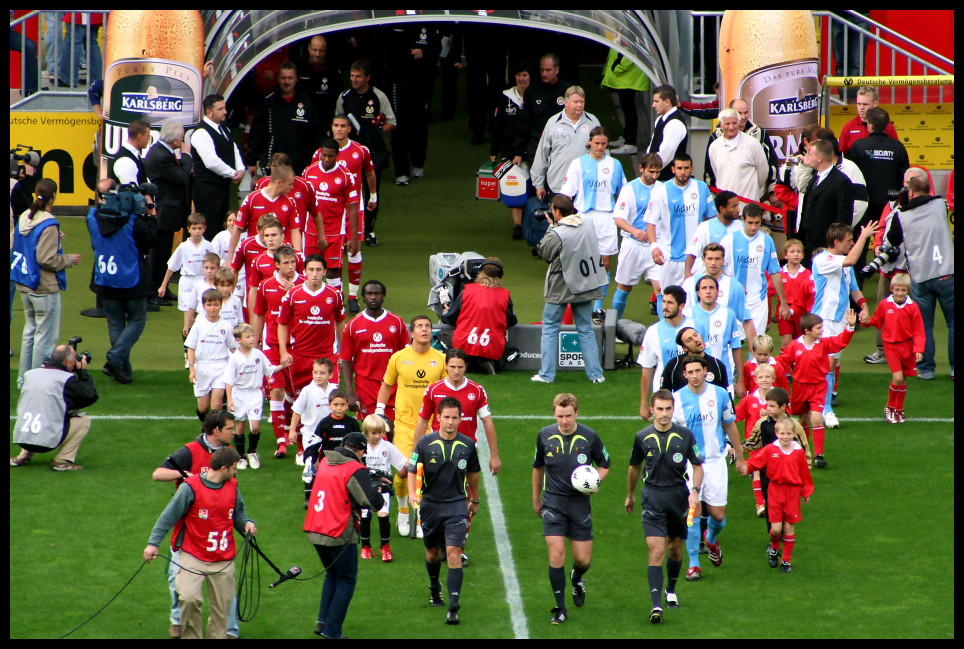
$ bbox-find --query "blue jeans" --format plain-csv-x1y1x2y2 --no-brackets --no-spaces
43,12,65,72
58,22,102,86
17,291,62,389
538,301,604,382
102,296,147,377
911,275,954,375
10,28,40,95
314,542,359,639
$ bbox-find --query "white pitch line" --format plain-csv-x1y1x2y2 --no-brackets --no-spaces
475,420,529,640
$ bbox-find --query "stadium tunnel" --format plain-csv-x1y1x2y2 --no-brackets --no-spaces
202,10,672,100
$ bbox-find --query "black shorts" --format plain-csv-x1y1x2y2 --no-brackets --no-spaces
541,492,593,542
420,500,469,550
640,486,689,540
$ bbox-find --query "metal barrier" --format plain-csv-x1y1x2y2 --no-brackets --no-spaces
10,10,110,110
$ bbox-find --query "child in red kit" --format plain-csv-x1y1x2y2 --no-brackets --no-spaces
776,239,815,349
862,274,925,423
742,334,790,396
740,417,813,573
776,308,858,470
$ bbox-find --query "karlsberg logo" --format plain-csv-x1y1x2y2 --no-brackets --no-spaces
768,93,818,115
121,87,183,112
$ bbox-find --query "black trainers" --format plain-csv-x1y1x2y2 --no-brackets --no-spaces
446,606,460,625
512,224,523,240
570,570,586,607
347,298,360,314
767,546,781,568
814,454,827,469
780,560,792,573
429,584,444,607
365,233,378,247
650,606,663,624
592,309,605,325
550,607,567,625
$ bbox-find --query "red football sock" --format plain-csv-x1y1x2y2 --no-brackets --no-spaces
770,530,781,551
888,383,900,409
782,534,795,561
348,257,363,290
833,365,840,392
812,425,825,455
752,479,765,507
895,384,907,410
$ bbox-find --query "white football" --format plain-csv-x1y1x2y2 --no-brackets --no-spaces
570,465,600,494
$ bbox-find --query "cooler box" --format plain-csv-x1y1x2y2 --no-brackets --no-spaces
476,161,500,200
499,162,530,208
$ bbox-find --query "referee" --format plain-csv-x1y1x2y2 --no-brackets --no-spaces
626,389,703,624
409,397,481,626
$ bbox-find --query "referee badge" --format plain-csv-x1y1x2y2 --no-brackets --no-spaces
577,453,588,464
458,459,467,470
673,453,683,463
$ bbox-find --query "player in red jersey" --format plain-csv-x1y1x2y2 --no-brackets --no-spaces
412,348,501,475
256,152,316,241
776,309,858,470
861,273,925,424
776,239,816,348
246,246,305,312
229,165,301,262
232,218,290,323
278,254,346,404
300,139,359,302
330,115,377,313
251,246,304,456
338,279,409,421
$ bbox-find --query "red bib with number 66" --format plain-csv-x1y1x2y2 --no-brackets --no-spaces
453,284,510,360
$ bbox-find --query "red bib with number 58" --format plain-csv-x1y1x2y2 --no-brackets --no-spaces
180,474,238,562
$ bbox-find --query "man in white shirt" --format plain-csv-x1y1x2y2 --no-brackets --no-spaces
706,108,770,207
191,94,246,241
111,119,151,186
645,85,688,182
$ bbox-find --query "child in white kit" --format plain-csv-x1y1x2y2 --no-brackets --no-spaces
289,357,337,466
359,414,408,562
211,211,247,301
160,214,215,366
214,268,244,333
186,289,237,425
224,323,291,470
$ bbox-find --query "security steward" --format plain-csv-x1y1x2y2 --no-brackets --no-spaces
304,432,384,640
11,343,98,471
625,389,703,624
409,397,481,626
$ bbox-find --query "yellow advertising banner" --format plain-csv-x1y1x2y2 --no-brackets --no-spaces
825,75,954,88
10,112,101,207
830,103,954,169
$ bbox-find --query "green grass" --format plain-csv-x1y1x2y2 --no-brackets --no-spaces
10,66,954,639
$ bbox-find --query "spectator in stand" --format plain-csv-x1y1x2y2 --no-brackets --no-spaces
645,85,688,182
58,12,103,87
295,36,343,138
705,108,770,207
677,82,720,121
882,171,954,381
515,53,573,168
838,86,900,155
601,48,651,156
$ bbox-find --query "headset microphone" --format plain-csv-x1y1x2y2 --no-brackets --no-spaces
269,566,301,588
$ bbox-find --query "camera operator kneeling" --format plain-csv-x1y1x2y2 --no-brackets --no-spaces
11,343,99,471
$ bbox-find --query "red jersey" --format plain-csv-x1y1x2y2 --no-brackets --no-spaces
232,235,268,291
777,265,815,316
278,283,346,356
338,309,410,381
745,441,814,497
864,295,925,349
776,326,855,386
452,284,512,360
417,377,491,441
256,175,316,232
254,272,304,349
247,249,306,293
735,389,768,439
838,116,900,155
178,474,239,562
311,141,375,207
742,356,790,395
236,188,302,239
300,162,358,239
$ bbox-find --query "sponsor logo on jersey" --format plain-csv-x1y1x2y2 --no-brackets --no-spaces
310,306,321,315
198,509,209,520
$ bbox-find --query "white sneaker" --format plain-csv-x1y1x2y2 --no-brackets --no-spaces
237,458,248,470
416,524,424,539
247,452,261,470
398,514,411,537
531,374,554,383
607,137,626,149
411,167,424,179
590,376,606,384
823,412,840,429
395,175,410,186
609,144,638,156
295,452,304,466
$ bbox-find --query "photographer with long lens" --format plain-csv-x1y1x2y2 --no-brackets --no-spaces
87,178,158,384
11,341,98,471
881,169,954,381
12,177,82,389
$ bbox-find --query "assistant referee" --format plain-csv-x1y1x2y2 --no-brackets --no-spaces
626,389,703,624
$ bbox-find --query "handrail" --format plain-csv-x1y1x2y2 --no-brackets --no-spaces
839,9,953,70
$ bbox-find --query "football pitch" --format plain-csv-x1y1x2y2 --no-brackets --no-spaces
10,70,954,639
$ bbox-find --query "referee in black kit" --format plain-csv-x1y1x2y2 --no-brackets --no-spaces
409,397,481,626
625,389,703,624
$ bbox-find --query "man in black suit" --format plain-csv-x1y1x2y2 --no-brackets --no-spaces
144,118,193,306
794,139,855,267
